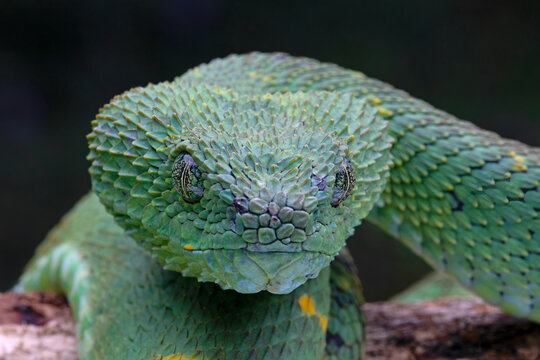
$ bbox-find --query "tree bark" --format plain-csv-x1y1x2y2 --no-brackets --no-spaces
0,292,539,360
0,292,76,360
364,298,540,360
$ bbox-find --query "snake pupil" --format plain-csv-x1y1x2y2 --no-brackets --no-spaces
172,153,204,203
331,158,355,207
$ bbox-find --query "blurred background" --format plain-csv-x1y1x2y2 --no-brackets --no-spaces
1,0,539,301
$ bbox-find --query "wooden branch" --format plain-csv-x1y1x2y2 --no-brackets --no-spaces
364,298,540,360
0,292,76,360
0,292,539,359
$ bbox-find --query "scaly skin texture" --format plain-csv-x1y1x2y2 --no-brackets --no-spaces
17,52,540,359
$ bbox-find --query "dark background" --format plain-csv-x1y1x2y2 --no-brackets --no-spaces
1,0,539,301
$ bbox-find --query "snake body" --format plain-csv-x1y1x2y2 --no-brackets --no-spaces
17,53,540,359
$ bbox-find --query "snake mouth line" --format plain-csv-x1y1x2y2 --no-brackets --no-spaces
180,246,336,257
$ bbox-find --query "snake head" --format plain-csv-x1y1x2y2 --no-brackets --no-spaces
88,81,393,294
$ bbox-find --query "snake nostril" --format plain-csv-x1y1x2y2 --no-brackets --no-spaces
269,216,281,229
232,197,249,214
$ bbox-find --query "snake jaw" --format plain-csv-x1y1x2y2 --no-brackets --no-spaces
163,248,333,294
146,184,357,293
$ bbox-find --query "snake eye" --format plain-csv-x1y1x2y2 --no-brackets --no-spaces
331,158,355,207
172,153,204,203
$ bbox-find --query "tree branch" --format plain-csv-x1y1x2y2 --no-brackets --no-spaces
0,292,538,359
0,292,76,360
364,297,540,360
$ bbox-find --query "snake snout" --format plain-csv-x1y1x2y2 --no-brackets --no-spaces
229,194,319,252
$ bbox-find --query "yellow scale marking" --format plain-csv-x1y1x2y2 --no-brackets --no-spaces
298,294,329,332
154,353,198,360
512,155,527,171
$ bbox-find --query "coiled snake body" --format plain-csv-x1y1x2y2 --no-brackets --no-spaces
17,53,540,359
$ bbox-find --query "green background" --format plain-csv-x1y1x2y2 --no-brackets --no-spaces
1,1,539,301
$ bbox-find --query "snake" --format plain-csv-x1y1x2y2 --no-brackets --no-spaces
15,52,540,359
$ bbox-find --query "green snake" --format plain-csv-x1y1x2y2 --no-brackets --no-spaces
16,52,540,359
